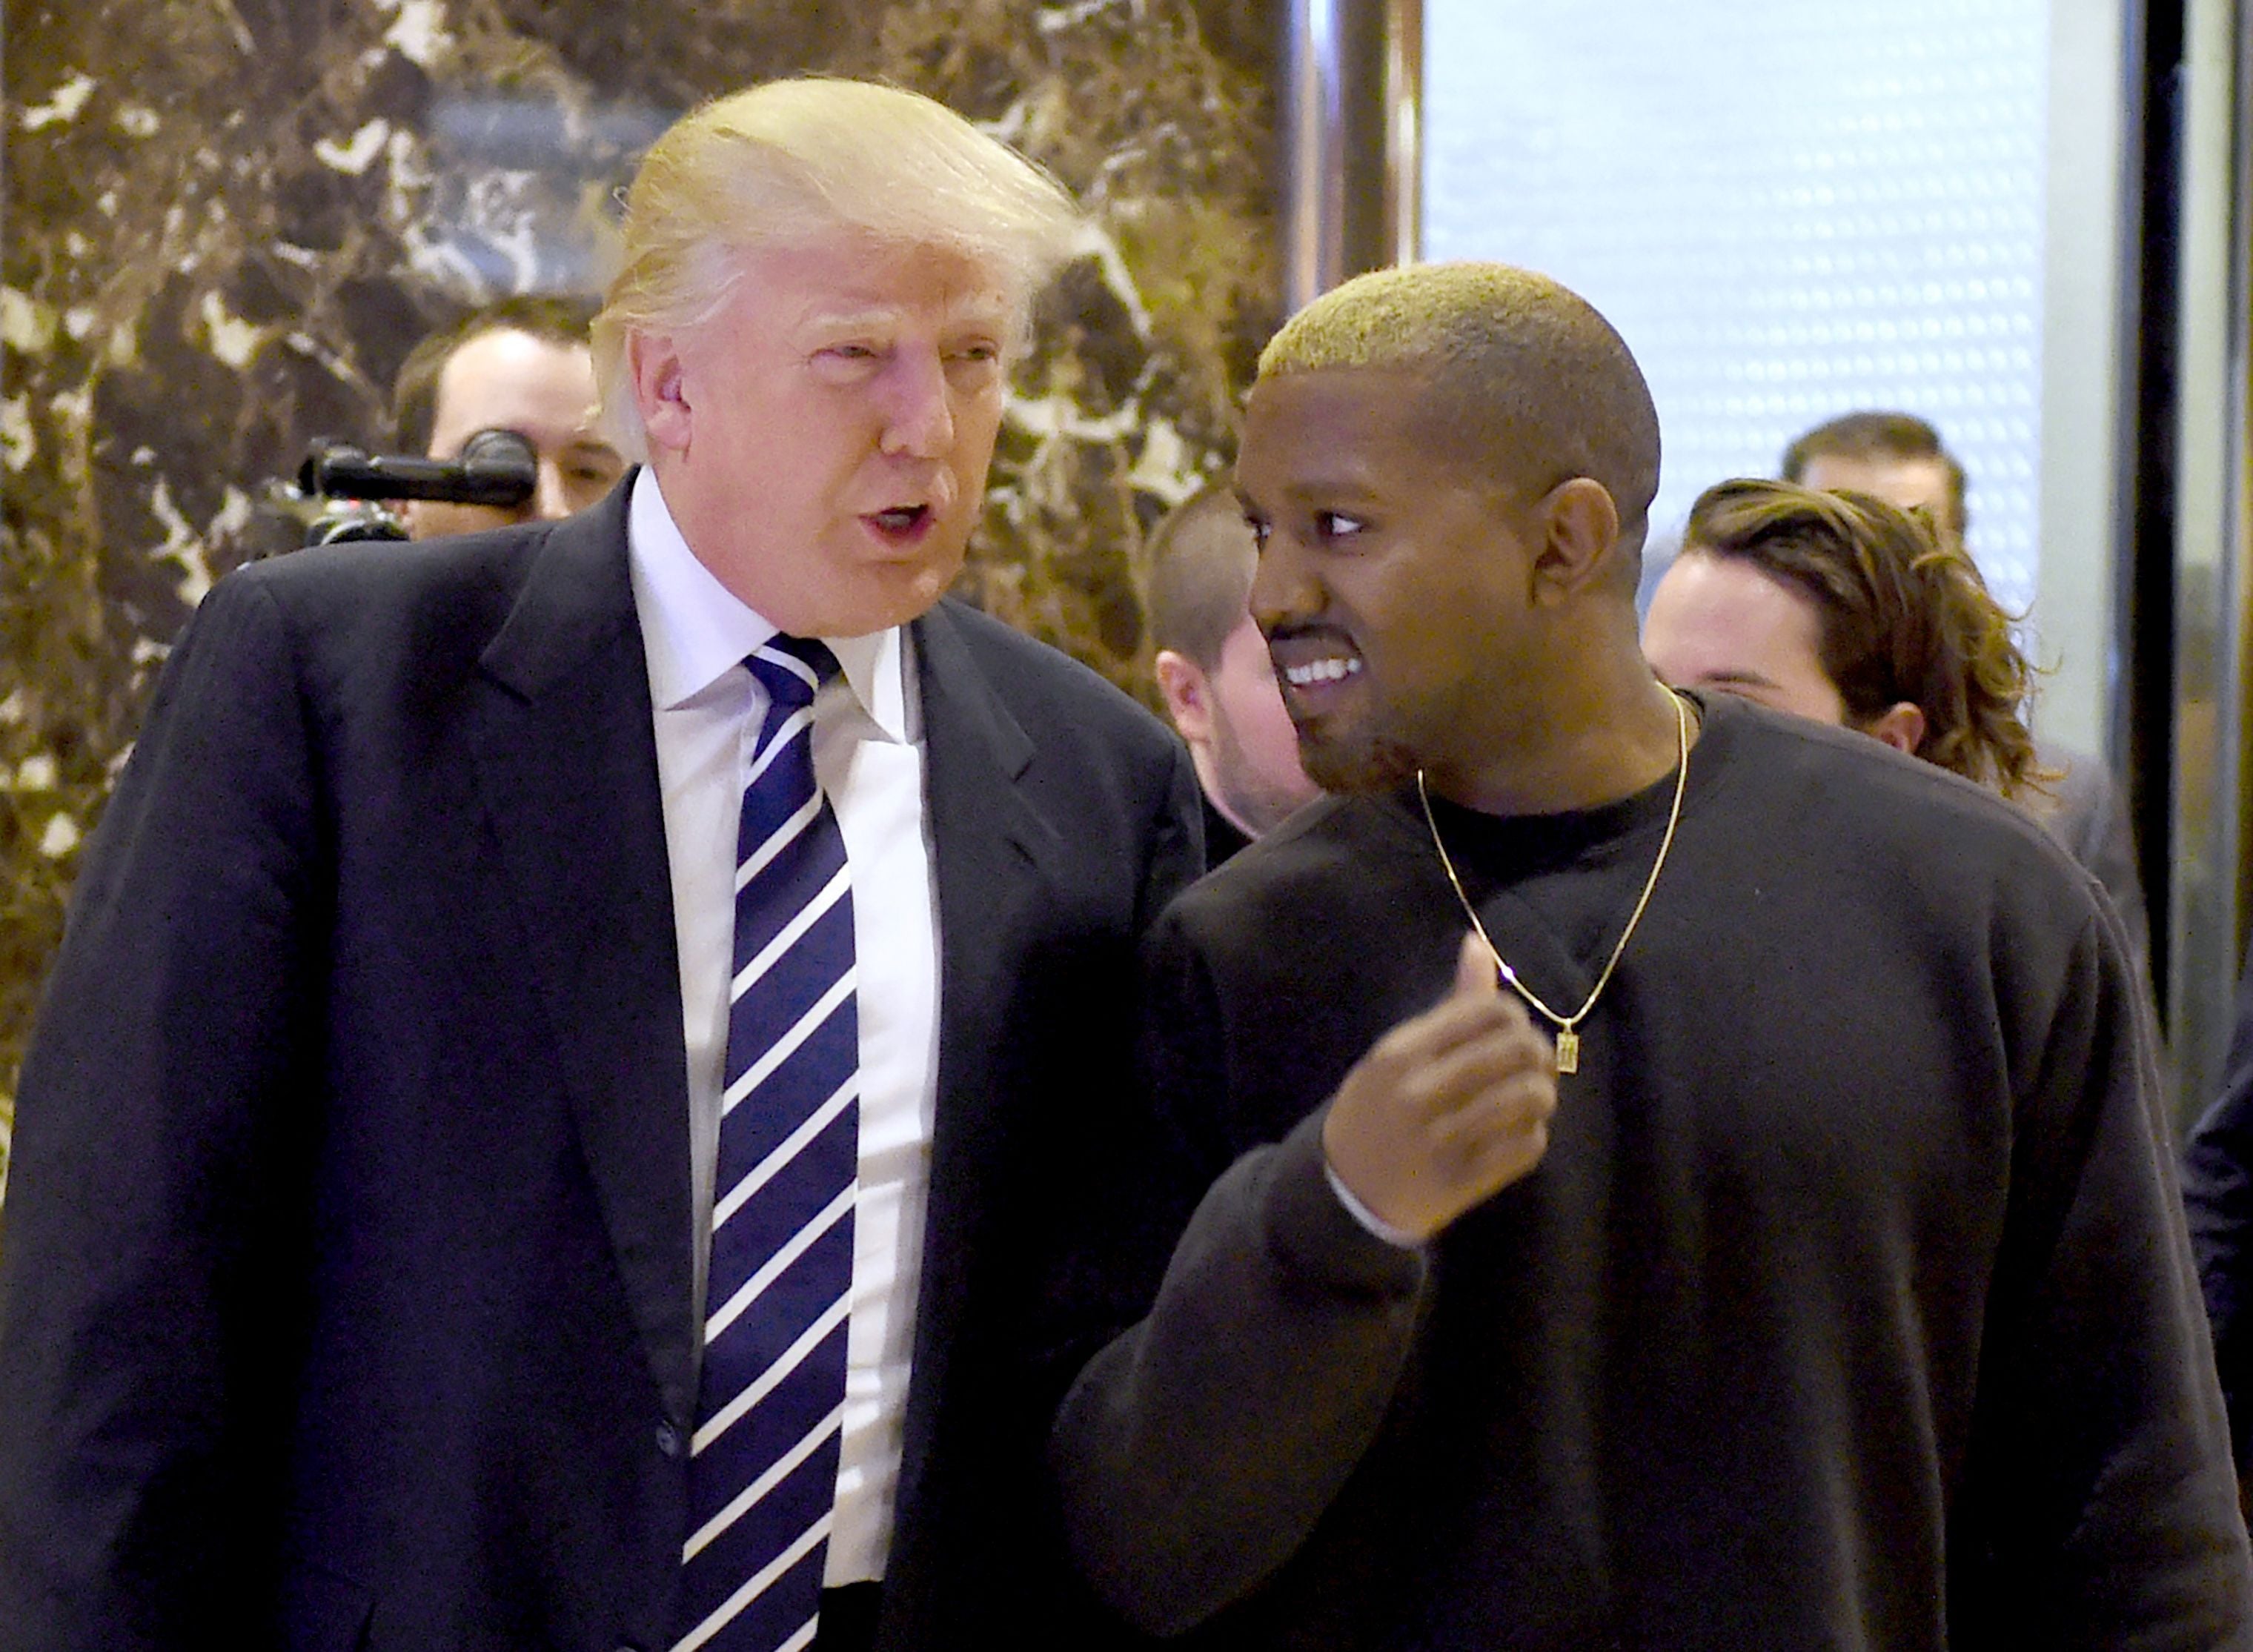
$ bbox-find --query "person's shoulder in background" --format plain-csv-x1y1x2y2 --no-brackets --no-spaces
2025,737,2152,994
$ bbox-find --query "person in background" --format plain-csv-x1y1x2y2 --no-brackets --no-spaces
1143,480,1321,863
2186,949,2253,1507
1777,409,2152,985
1781,409,1965,537
1641,479,2045,797
1046,260,2246,1649
0,78,1201,1652
389,293,626,539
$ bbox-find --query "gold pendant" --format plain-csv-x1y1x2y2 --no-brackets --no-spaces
1554,1026,1580,1075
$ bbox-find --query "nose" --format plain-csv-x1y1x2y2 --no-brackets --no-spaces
1249,532,1317,637
531,459,574,522
880,350,956,459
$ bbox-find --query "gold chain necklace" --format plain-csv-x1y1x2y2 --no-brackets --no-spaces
1415,691,1690,1075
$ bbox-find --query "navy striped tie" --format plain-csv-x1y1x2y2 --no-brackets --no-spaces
676,636,858,1652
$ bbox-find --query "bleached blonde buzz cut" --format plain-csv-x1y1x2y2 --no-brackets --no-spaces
591,77,1084,460
1257,262,1663,555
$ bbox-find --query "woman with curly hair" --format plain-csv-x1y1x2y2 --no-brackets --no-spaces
1642,477,2048,800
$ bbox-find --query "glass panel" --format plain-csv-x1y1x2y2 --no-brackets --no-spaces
1422,0,2049,613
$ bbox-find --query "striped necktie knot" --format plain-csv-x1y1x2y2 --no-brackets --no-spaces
747,637,839,719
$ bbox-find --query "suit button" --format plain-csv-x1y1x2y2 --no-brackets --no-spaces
656,1421,684,1459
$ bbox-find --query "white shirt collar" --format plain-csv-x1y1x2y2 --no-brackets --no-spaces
626,468,909,741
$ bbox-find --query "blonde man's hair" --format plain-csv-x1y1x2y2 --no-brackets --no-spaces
591,77,1083,458
1257,262,1662,559
1141,481,1258,669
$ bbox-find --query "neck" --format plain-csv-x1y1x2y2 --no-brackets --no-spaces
1428,650,1690,817
1185,743,1252,840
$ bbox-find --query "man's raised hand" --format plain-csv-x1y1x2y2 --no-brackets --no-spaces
1320,932,1560,1242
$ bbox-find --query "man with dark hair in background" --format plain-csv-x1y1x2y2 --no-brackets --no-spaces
1142,480,1321,863
1781,408,2152,995
388,293,626,539
1048,263,2247,1648
1780,410,1968,537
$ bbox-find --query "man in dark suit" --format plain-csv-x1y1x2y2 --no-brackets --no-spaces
0,78,1200,1652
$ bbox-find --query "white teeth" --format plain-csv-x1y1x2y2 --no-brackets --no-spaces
1283,657,1362,688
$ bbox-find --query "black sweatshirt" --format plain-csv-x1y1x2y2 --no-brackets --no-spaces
1053,694,2252,1651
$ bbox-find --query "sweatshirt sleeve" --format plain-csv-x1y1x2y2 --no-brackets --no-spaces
1957,896,2253,1650
1048,909,1430,1637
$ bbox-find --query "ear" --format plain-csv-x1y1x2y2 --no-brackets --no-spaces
627,329,693,456
1528,477,1623,606
1863,700,1928,755
1152,650,1214,744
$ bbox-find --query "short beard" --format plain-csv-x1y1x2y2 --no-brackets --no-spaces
1298,729,1419,796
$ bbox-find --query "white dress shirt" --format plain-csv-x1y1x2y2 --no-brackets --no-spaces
626,469,940,1586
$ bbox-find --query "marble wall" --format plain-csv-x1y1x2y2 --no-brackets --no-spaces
0,0,1281,1178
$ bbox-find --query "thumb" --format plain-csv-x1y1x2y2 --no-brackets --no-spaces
1453,930,1499,998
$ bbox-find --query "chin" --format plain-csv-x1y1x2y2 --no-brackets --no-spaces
814,568,956,637
1301,733,1419,796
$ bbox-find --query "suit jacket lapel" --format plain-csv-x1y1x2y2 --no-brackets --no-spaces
465,488,698,1427
916,601,1050,1147
893,600,1053,1511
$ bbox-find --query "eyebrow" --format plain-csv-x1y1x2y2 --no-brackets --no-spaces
801,298,1009,332
803,306,905,331
1696,668,1783,689
1245,476,1385,508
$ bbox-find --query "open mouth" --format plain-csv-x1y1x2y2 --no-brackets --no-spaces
865,503,933,542
1268,628,1366,710
1280,656,1362,689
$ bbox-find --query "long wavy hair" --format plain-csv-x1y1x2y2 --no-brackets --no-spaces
1682,478,2047,798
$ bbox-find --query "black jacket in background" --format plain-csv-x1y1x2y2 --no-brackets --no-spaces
2184,941,2253,1481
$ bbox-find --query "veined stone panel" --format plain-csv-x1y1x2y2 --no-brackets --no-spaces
0,0,1280,1172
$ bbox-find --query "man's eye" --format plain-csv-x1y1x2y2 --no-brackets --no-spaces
1315,511,1366,540
1244,516,1271,550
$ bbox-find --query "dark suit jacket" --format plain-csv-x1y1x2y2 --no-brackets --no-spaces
2186,937,2253,1476
0,483,1201,1651
2032,737,2153,1003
